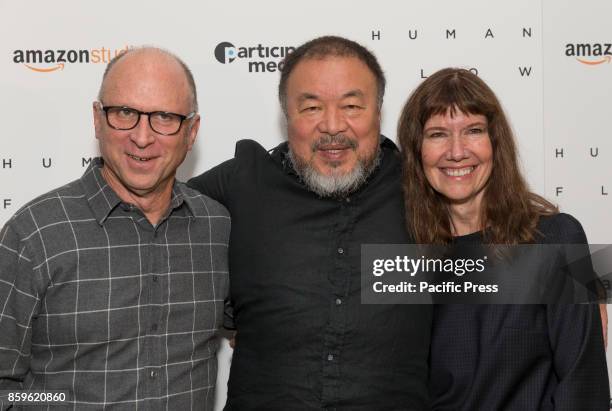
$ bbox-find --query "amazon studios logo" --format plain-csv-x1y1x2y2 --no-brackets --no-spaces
214,41,295,73
565,42,611,66
13,45,130,73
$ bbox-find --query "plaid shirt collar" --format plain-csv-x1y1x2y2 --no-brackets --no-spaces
80,157,194,225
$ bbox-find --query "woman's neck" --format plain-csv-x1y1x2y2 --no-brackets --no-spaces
449,200,483,237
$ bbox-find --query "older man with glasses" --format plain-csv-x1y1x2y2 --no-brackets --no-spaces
0,47,230,410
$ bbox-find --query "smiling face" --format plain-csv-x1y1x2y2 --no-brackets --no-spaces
421,110,493,211
93,50,199,202
284,56,381,196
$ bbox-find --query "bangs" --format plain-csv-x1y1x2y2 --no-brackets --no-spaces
418,76,493,126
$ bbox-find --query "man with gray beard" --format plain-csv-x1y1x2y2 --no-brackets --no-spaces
287,133,380,198
188,35,432,410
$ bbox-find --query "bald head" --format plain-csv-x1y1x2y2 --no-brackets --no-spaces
97,47,198,112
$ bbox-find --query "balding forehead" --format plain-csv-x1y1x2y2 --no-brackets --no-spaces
98,47,198,112
105,51,184,84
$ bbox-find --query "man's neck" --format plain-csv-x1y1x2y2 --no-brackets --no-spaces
101,166,173,226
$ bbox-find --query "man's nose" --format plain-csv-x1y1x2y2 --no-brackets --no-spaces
130,114,156,148
317,107,348,136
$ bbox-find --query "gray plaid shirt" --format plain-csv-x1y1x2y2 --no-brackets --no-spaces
0,158,230,410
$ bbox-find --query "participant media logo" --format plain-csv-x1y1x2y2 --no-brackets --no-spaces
214,42,238,64
213,41,295,72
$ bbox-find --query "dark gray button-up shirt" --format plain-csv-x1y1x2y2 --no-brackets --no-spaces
188,139,432,410
0,158,230,410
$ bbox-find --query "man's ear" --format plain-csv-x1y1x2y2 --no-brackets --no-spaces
186,114,201,151
93,102,102,139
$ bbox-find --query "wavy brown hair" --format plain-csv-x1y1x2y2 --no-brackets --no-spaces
397,68,557,244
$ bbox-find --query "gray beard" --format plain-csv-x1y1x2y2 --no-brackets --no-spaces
287,135,380,198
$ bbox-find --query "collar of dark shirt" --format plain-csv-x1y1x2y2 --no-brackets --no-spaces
80,157,197,225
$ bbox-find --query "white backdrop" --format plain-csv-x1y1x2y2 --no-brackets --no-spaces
1,0,610,408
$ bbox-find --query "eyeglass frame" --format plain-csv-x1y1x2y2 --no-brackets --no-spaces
97,102,196,136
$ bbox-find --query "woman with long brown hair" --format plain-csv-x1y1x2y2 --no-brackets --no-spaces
397,68,608,410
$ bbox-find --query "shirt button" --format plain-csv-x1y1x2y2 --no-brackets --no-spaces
345,197,351,203
327,354,334,361
153,276,158,282
337,247,344,254
150,370,157,378
335,298,342,306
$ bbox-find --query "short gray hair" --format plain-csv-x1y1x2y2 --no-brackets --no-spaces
278,36,385,115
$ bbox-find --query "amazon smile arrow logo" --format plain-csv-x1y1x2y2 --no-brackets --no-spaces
576,55,611,65
24,63,65,72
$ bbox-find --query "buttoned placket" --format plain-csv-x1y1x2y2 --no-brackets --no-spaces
130,208,165,402
320,196,355,405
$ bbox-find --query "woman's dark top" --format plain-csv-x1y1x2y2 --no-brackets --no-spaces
430,213,609,410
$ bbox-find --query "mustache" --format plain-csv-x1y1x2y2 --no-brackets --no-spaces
311,134,358,152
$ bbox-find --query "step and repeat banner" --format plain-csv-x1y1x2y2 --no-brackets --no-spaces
1,0,610,408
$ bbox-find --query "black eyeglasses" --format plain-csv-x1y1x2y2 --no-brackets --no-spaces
98,102,196,136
